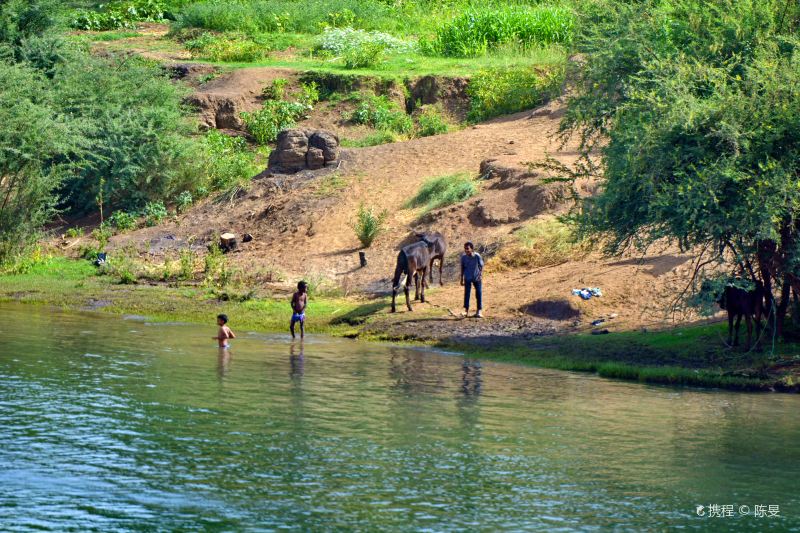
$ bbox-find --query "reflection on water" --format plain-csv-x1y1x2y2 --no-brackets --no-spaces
0,302,799,531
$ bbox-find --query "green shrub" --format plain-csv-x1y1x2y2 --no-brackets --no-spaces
406,173,477,212
343,40,387,69
56,54,198,214
107,211,138,232
65,227,84,239
201,130,258,190
350,94,413,134
415,105,449,137
241,100,309,144
144,201,168,226
428,5,575,58
317,26,414,55
351,203,387,248
91,225,113,249
70,0,169,31
298,82,320,108
468,65,564,121
184,32,269,62
262,78,288,100
178,248,196,280
175,191,193,213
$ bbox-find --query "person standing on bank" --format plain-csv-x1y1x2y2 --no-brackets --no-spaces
460,241,484,318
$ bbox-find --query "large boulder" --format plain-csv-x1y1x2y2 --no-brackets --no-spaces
268,128,340,174
309,131,340,164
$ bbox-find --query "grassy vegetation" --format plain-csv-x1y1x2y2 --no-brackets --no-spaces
0,255,373,334
450,321,800,392
490,218,589,270
406,173,478,212
351,204,388,248
423,5,574,57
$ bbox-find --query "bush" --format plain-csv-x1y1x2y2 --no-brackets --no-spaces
351,204,387,248
262,78,288,100
144,201,168,226
65,227,84,238
415,105,449,137
350,94,413,134
317,27,414,55
298,82,320,108
70,0,170,31
56,53,198,214
491,218,588,270
175,191,193,213
184,32,269,62
178,248,196,280
406,173,477,212
200,130,258,190
468,65,564,121
428,5,575,57
0,59,74,264
343,40,388,69
91,225,113,249
107,211,138,232
241,100,309,144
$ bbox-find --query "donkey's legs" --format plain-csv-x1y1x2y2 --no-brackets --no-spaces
405,276,413,311
420,268,427,303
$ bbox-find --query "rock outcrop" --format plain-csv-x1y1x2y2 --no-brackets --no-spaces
268,129,340,174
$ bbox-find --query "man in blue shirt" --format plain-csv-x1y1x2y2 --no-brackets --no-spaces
460,241,484,318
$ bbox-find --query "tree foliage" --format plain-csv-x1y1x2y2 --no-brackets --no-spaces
562,0,800,333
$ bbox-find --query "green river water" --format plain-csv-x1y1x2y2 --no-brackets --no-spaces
1,303,799,531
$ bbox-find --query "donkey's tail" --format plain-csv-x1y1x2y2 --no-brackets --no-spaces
392,251,408,290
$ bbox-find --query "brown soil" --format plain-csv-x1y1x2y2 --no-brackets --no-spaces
110,85,699,340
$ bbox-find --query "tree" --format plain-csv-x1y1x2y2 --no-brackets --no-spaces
0,60,74,263
560,0,800,334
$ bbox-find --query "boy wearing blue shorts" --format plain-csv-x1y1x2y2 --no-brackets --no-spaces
290,281,308,339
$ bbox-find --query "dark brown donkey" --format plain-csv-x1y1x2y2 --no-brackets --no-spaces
719,281,766,349
417,231,447,287
391,241,432,313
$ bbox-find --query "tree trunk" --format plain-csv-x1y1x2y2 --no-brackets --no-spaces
220,233,238,253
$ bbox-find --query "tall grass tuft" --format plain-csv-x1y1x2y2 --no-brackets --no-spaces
468,65,564,121
351,204,387,248
490,218,588,271
426,5,575,57
406,173,478,212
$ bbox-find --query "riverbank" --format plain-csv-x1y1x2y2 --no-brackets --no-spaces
2,256,799,392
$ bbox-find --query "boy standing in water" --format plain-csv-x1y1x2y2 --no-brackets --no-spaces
213,314,236,348
290,281,308,339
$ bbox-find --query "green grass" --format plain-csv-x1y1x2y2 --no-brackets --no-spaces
340,130,398,147
0,256,376,335
424,5,575,57
447,323,793,391
406,172,478,212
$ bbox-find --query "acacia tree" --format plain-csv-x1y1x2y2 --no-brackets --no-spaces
0,60,73,263
561,0,800,334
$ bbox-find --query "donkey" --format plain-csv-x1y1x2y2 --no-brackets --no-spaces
718,281,766,349
416,231,447,287
391,240,432,313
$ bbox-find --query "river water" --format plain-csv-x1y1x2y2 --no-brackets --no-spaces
1,303,798,531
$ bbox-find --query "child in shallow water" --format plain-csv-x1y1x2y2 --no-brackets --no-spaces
213,314,236,348
290,281,308,340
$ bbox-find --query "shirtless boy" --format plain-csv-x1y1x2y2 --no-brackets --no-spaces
290,281,308,339
213,314,236,348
